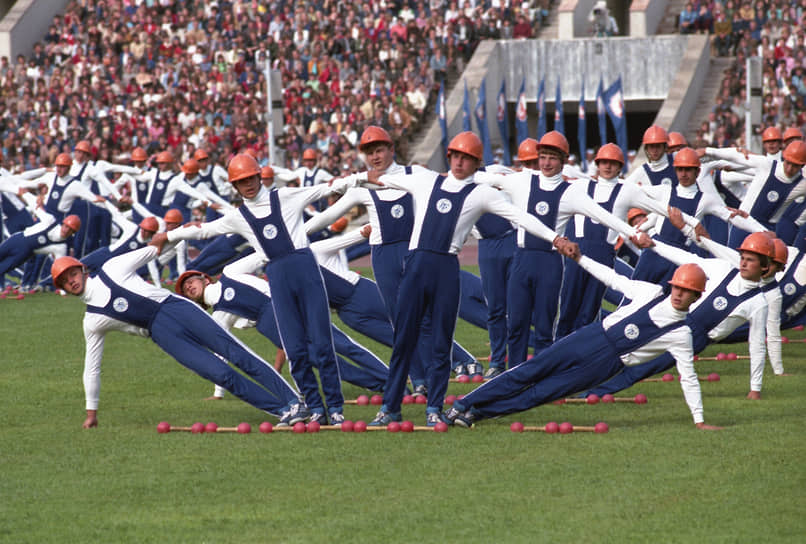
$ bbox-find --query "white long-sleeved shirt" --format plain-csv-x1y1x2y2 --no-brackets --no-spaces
293,166,333,187
80,246,170,410
304,162,429,244
738,161,806,223
165,181,354,260
14,203,71,258
102,202,150,252
199,163,232,198
578,255,704,423
374,169,560,253
310,228,367,285
623,154,674,186
71,160,137,199
19,172,105,214
473,169,639,247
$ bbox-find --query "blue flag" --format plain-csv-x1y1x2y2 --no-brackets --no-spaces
515,77,529,146
596,76,607,147
536,76,546,139
603,75,628,171
462,79,472,132
438,80,448,164
578,80,587,171
496,79,511,166
475,78,494,165
554,80,564,135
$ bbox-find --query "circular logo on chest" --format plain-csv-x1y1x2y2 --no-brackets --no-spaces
660,177,672,186
535,201,550,216
623,323,640,340
390,204,405,219
223,287,236,301
262,224,278,239
37,235,47,244
784,282,797,296
51,190,60,199
138,183,147,193
112,297,129,313
436,198,452,214
712,296,728,311
129,241,139,250
767,190,779,203
156,182,165,190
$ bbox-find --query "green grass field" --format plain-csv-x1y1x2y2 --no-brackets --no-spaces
1,275,804,543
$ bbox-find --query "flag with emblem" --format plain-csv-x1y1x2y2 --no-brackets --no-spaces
515,77,528,146
596,76,607,147
475,78,494,165
536,76,546,139
496,79,511,165
438,80,448,168
462,79,472,132
603,75,629,172
553,80,564,135
578,80,587,170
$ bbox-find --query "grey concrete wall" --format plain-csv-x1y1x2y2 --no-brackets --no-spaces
629,0,669,37
0,0,70,60
412,34,699,170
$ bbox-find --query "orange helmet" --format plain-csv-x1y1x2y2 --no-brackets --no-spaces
302,148,317,161
51,256,84,286
260,166,275,179
668,132,688,148
447,131,484,160
642,125,668,145
538,131,570,156
163,209,184,224
668,263,707,292
182,158,200,176
139,216,159,233
175,270,212,296
228,153,261,183
761,126,783,142
594,143,624,166
772,238,788,265
330,216,349,233
782,140,806,166
783,127,803,142
517,138,540,162
193,149,209,161
738,232,775,259
627,208,647,223
131,147,148,162
673,147,700,168
54,153,73,167
155,150,174,164
359,126,393,150
62,214,82,232
74,140,92,154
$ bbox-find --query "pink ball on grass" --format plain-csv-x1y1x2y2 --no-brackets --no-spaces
400,421,414,433
558,422,574,434
586,394,600,405
356,395,370,406
306,421,321,433
237,422,251,434
634,394,648,404
457,375,471,383
157,422,171,434
387,421,401,433
510,422,524,433
205,422,219,433
258,422,272,434
662,373,675,382
444,394,457,405
433,421,449,433
707,373,721,382
544,422,559,434
292,422,306,434
402,395,415,405
191,422,205,434
594,422,610,434
341,420,355,433
353,420,367,433
472,374,484,383
370,394,383,406
415,395,427,405
601,394,615,404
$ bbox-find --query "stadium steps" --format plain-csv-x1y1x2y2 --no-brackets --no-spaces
684,56,735,141
656,0,687,34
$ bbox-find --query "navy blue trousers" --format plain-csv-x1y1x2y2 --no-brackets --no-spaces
458,270,489,330
478,233,515,367
557,241,614,338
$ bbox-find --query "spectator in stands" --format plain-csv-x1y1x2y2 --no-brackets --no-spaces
680,2,699,34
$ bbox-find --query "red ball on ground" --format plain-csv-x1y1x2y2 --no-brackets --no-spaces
156,421,171,434
433,421,449,433
444,394,457,405
486,354,491,362
370,394,383,406
307,421,321,433
716,352,727,360
258,422,272,433
707,373,721,382
472,374,484,383
457,394,466,400
341,420,354,432
191,422,205,434
559,422,574,434
510,421,524,433
205,422,218,433
457,375,471,383
793,324,804,331
552,398,566,405
356,394,370,406
634,394,648,404
400,421,414,432
594,422,610,434
726,352,738,360
402,394,415,405
0,294,6,299
292,421,306,433
544,422,560,434
237,422,252,434
693,354,699,361
353,420,367,433
415,395,427,404
586,394,600,405
601,394,615,404
662,373,675,382
387,421,401,433
15,294,24,300
781,336,790,344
